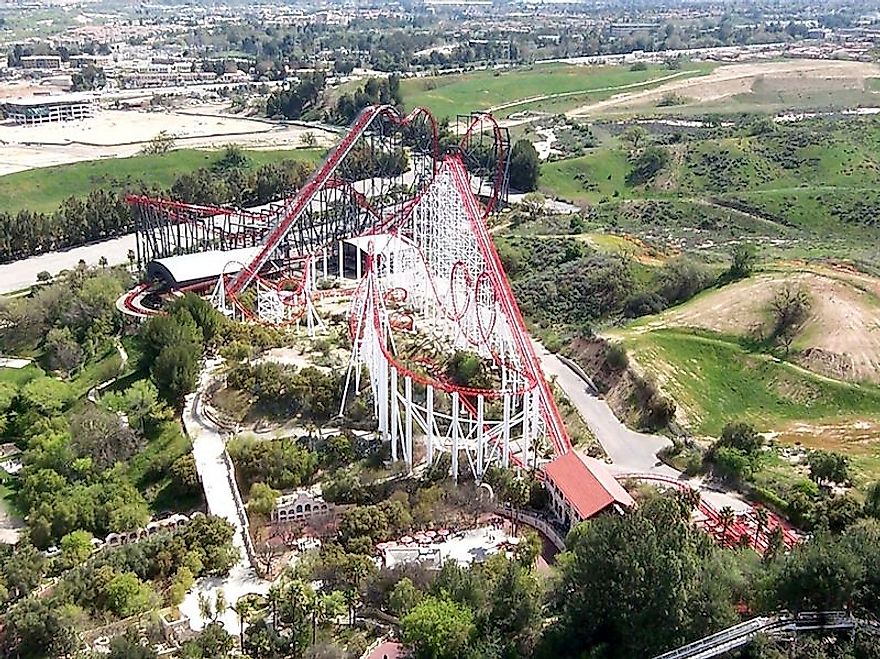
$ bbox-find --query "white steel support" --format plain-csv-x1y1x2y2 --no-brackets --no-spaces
426,385,434,467
502,393,511,468
451,391,460,482
404,375,413,470
391,367,400,463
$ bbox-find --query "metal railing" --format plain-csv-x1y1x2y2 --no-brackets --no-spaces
652,611,876,659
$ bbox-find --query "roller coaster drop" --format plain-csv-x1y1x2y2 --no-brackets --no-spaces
129,105,571,482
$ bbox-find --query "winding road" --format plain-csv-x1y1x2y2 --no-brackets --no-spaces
533,342,752,514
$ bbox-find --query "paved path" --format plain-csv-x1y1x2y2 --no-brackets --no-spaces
0,233,137,295
365,641,404,659
179,359,270,632
533,342,751,513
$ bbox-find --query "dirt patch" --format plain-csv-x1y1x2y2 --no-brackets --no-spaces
567,59,880,117
776,419,880,454
0,104,337,176
655,266,880,383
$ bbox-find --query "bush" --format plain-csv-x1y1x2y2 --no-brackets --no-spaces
623,291,668,318
605,343,629,371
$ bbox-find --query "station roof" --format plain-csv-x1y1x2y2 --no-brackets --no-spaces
146,246,260,288
1,92,100,108
543,452,635,521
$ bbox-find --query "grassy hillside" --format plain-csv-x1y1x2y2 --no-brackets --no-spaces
614,327,880,437
0,147,325,215
538,118,880,264
400,62,712,120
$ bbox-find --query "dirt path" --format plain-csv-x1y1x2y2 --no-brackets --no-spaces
566,59,880,117
487,70,692,114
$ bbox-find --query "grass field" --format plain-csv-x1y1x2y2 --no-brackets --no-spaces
0,147,325,215
616,327,880,437
0,363,44,387
400,62,712,119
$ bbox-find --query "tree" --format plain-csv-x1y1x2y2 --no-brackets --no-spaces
401,596,476,659
180,622,235,659
44,327,83,376
60,529,93,566
108,629,158,659
728,243,757,280
766,531,862,611
547,495,739,658
754,507,769,545
248,482,279,519
389,577,423,616
808,450,849,488
718,422,764,454
20,377,71,415
170,454,201,497
864,481,880,520
70,405,144,469
621,125,648,151
105,379,165,433
70,64,105,91
626,145,669,186
508,139,540,192
521,191,545,216
718,506,735,547
105,571,156,617
141,130,176,155
151,343,200,408
2,542,46,600
0,596,78,658
769,284,812,352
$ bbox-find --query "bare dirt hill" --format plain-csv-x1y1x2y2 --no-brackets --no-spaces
566,59,880,117
637,264,880,383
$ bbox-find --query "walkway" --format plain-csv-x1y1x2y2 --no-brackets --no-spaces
179,359,270,632
365,641,404,659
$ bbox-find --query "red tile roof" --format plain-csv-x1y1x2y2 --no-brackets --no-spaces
543,452,635,520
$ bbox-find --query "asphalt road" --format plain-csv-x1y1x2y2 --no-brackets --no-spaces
0,233,137,295
533,341,752,513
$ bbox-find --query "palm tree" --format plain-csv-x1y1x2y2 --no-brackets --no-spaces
754,507,770,549
343,589,358,626
232,595,258,651
718,506,735,548
678,487,701,512
267,583,283,630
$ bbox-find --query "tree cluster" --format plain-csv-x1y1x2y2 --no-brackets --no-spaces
331,75,402,125
226,360,341,421
228,435,318,491
266,72,326,120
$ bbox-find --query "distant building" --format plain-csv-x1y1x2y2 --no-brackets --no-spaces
19,55,62,69
1,93,97,125
609,22,660,37
68,54,112,69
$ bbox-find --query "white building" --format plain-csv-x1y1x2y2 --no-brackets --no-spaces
1,93,98,125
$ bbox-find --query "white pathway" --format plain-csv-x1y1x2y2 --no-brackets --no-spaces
0,233,137,294
534,342,751,513
179,359,270,633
